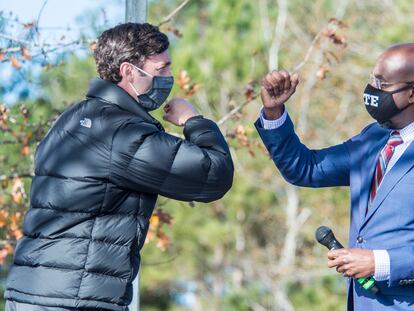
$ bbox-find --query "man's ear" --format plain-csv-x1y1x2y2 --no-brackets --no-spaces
119,62,134,83
409,86,414,104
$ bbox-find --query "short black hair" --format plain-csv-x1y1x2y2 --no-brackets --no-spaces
93,23,170,83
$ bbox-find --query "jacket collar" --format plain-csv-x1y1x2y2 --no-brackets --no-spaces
86,78,164,131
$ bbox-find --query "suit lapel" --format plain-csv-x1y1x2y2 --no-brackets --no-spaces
357,132,388,230
360,138,414,230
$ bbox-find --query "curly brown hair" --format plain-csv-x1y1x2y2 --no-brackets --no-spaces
93,23,169,83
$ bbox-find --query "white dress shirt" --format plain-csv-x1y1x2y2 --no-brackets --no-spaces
259,107,414,281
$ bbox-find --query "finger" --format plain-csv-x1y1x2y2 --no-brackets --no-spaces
328,254,349,267
270,71,284,94
330,249,349,257
355,272,368,279
291,72,300,85
328,258,343,268
264,74,281,97
286,73,300,97
337,263,351,273
279,70,291,92
266,72,281,89
261,77,275,97
328,250,341,260
260,86,272,103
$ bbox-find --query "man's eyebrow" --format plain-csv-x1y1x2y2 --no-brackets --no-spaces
158,61,171,68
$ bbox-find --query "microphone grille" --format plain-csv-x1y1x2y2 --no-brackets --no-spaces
315,226,332,244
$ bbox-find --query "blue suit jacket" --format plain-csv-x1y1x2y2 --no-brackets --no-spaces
256,115,414,310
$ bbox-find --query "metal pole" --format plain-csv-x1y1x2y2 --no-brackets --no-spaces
125,0,147,23
125,1,146,309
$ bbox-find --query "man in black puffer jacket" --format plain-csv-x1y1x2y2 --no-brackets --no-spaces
4,23,234,311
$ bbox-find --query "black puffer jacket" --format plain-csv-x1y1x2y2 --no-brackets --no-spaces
5,78,234,310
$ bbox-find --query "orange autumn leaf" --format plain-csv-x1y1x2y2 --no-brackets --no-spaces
21,47,32,60
11,228,23,240
144,229,155,244
4,244,14,254
244,83,256,101
11,178,26,204
154,209,172,225
20,145,30,156
9,56,22,69
0,210,9,228
150,214,160,227
0,105,8,130
167,26,183,38
0,248,9,265
185,83,202,97
22,22,35,29
156,232,171,251
89,42,97,51
11,192,23,205
21,131,33,145
176,70,191,90
317,67,329,80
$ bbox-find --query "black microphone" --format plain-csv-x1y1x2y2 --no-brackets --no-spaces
315,226,379,294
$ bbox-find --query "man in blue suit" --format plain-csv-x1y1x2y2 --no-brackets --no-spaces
255,43,414,310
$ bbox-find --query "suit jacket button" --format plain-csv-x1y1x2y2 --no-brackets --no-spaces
357,236,364,243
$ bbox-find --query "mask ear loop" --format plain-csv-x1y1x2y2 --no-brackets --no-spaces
390,83,414,94
130,63,154,78
128,63,154,97
387,83,414,124
129,82,141,96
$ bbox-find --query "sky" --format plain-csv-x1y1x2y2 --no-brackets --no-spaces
1,0,124,30
0,0,125,104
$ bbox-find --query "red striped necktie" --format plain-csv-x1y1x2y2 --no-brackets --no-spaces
368,131,403,210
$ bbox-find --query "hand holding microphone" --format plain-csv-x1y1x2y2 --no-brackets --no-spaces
315,226,379,294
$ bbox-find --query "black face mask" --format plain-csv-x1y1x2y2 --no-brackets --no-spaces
363,83,414,128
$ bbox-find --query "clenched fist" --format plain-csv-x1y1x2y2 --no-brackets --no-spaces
261,70,299,120
163,97,200,126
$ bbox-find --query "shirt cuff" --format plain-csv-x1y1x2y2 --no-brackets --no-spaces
373,250,390,281
259,107,287,130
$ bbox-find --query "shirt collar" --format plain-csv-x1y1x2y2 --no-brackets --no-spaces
396,121,414,143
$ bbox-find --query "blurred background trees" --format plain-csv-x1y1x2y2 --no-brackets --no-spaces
1,0,413,310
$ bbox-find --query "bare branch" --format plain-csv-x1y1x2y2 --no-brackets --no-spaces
217,94,260,126
158,0,191,27
0,34,32,46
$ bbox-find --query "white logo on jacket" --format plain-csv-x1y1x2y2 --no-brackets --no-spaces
80,118,92,128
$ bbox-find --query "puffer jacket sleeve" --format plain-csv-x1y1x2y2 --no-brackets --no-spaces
110,116,234,202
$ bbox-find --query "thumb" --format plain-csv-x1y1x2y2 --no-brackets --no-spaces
287,74,300,96
261,86,272,102
291,73,300,88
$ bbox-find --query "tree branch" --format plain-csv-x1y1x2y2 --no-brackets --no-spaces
158,0,191,27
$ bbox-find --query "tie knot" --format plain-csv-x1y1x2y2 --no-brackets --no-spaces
387,131,403,147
